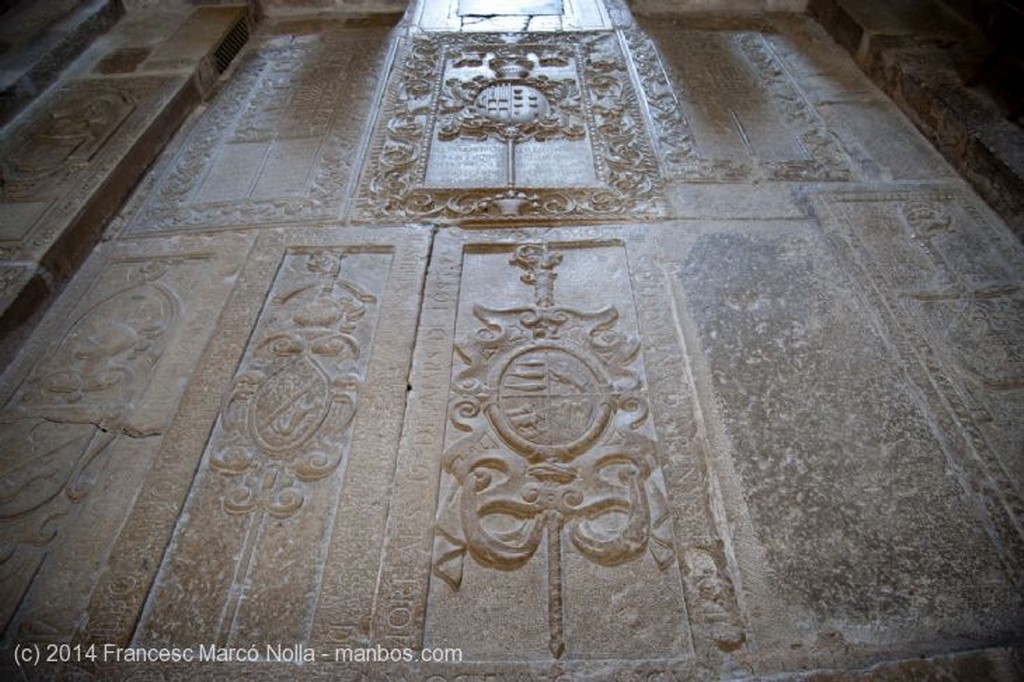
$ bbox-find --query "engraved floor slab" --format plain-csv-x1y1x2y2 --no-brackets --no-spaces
627,24,851,183
376,227,747,671
126,227,430,652
0,232,251,646
813,187,1024,583
353,32,666,224
662,216,1022,652
0,75,190,264
123,26,392,236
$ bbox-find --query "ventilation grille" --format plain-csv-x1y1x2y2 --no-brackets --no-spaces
214,17,249,74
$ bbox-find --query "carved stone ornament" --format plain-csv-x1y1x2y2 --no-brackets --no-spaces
1,260,181,604
208,251,377,518
355,33,666,223
624,27,850,182
432,243,675,657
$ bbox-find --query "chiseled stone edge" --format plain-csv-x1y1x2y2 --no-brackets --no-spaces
807,0,1024,240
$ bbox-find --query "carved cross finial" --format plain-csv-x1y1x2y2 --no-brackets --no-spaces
511,243,562,308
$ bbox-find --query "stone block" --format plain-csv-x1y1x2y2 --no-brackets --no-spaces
353,32,666,223
626,23,852,184
123,25,392,236
0,73,198,362
812,187,1024,585
377,227,747,671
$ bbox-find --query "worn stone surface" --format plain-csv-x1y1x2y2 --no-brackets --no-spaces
808,0,1024,239
630,21,852,184
92,227,430,654
0,2,1023,680
122,24,391,236
0,232,250,647
812,187,1024,583
664,217,1022,655
0,75,190,265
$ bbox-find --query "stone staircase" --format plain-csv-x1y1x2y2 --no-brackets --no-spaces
0,2,255,365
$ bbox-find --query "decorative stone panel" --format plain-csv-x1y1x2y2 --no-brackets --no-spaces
353,33,666,223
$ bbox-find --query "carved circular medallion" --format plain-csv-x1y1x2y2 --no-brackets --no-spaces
492,345,610,458
474,83,549,126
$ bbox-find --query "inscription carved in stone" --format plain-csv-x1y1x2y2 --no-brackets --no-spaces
354,33,665,222
124,29,389,235
433,244,674,656
627,27,850,182
138,246,393,647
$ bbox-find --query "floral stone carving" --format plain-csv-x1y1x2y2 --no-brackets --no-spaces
355,33,666,223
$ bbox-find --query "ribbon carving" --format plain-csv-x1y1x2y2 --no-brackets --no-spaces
433,244,676,658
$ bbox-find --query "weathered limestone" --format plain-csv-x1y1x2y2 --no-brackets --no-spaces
0,232,251,647
807,0,1024,239
84,227,430,659
122,21,393,237
0,1,1022,679
0,5,251,367
354,31,665,223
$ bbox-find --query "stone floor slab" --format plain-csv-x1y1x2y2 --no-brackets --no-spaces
122,24,392,237
0,232,252,646
85,227,431,655
662,214,1022,654
353,31,666,224
629,22,852,184
812,186,1024,585
376,226,746,670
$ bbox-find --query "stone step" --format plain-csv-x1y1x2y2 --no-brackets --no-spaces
808,0,1024,241
0,0,123,127
0,5,254,366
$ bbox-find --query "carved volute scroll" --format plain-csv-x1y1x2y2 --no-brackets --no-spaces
355,33,666,222
208,251,378,518
432,243,676,658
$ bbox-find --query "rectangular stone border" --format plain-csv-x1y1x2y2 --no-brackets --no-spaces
371,225,750,677
812,185,1024,584
76,226,431,663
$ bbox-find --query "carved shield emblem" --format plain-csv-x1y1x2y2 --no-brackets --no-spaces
491,346,609,459
474,84,549,125
250,355,332,453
